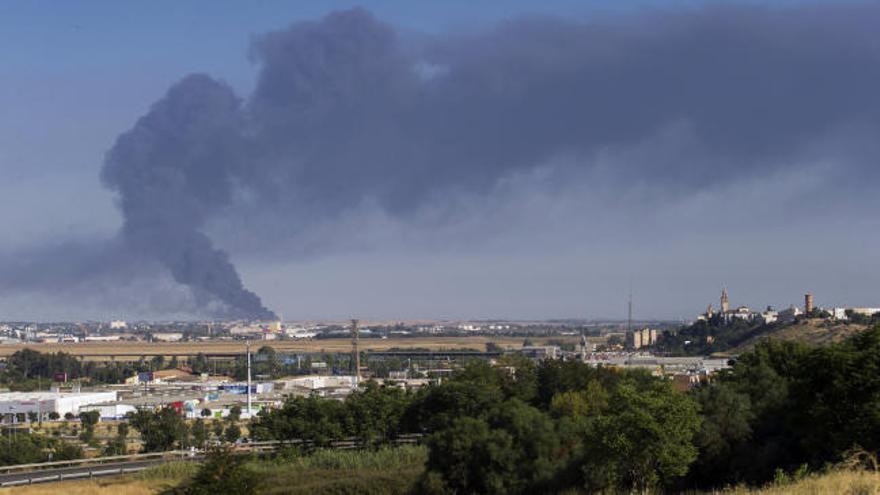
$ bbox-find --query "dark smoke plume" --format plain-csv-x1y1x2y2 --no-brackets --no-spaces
96,5,880,319
101,75,275,320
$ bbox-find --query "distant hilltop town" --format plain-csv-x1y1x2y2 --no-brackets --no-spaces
696,288,880,326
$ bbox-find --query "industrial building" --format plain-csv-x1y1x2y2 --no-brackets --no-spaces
80,402,137,420
520,346,560,360
0,391,117,422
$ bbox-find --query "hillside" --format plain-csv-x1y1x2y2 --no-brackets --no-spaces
657,317,870,356
727,469,880,494
728,319,868,353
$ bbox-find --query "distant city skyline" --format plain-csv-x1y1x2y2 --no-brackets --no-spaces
1,1,879,321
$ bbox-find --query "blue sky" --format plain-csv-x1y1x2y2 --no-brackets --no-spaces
1,1,877,321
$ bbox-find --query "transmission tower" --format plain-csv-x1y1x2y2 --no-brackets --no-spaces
246,340,252,418
627,291,633,334
350,319,360,382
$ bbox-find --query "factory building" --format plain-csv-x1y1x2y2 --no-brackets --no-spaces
80,403,138,420
219,382,275,394
520,346,560,360
0,391,117,422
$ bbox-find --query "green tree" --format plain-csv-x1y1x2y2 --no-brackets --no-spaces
494,354,538,403
224,423,242,444
128,408,189,452
78,410,100,445
689,383,754,486
164,446,261,495
406,377,503,433
212,421,225,440
581,381,701,492
54,441,84,461
424,417,517,494
345,381,410,447
692,327,880,487
486,399,564,491
549,380,609,420
250,395,347,446
422,398,565,494
0,432,82,466
104,422,129,456
192,418,209,449
535,359,621,408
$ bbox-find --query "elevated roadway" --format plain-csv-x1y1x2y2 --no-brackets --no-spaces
0,336,577,362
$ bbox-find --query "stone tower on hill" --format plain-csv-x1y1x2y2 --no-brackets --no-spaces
721,288,730,313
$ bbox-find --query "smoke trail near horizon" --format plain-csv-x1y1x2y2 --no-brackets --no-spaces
83,4,880,318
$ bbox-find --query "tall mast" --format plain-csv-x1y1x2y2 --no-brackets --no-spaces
246,340,252,418
351,319,360,383
627,291,633,334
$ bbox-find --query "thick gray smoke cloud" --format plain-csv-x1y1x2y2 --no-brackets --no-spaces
95,4,880,319
101,75,275,320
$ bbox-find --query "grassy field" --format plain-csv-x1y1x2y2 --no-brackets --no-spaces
4,455,880,494
252,446,426,494
0,462,197,495
726,469,880,494
0,336,579,360
0,447,426,495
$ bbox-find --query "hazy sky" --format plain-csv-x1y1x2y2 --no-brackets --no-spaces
1,1,878,321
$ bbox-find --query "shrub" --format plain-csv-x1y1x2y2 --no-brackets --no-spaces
163,446,262,495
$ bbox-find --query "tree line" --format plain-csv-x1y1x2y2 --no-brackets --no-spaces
247,325,880,492
250,354,701,493
11,326,880,491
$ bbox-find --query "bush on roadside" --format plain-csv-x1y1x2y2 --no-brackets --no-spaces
163,446,262,495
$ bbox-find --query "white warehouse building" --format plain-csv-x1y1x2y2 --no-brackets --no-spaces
0,391,118,421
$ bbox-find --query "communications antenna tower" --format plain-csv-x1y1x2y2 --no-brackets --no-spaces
627,291,633,334
351,319,360,383
246,340,252,418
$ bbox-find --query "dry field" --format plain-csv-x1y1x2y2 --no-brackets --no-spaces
726,469,880,494
0,335,579,360
0,478,166,495
7,469,880,495
730,319,868,353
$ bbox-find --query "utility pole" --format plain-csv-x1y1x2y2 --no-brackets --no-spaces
246,340,252,419
350,319,360,384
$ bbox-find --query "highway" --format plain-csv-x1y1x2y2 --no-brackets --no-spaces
0,436,422,487
0,457,199,487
